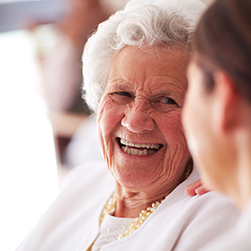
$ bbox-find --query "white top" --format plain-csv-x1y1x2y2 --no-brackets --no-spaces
16,160,239,251
92,214,134,251
199,200,251,251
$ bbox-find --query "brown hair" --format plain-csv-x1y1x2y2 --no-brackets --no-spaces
193,0,251,101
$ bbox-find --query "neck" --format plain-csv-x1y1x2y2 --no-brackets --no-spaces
114,182,168,218
228,129,251,211
113,161,193,218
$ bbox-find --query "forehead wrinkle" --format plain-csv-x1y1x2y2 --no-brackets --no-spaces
108,67,147,93
108,47,187,96
147,77,187,97
106,78,131,91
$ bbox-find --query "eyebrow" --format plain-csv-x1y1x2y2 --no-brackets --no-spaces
106,79,133,90
107,78,186,96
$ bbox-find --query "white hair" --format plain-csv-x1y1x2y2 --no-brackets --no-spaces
82,0,206,113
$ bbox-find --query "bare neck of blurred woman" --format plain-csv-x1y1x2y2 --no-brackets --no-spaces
229,100,251,211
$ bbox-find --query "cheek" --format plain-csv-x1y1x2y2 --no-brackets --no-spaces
98,100,118,139
97,99,124,164
162,112,187,146
161,112,190,171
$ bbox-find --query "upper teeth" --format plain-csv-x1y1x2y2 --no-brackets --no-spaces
120,138,160,149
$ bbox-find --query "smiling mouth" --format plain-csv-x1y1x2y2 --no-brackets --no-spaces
117,138,163,156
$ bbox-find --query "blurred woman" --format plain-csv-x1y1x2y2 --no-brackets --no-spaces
183,0,251,250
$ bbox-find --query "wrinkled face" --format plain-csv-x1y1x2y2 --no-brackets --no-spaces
98,46,190,192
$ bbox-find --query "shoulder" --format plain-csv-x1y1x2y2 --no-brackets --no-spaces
156,167,240,250
170,191,239,251
177,166,238,219
186,191,238,226
15,160,115,251
163,166,237,215
59,160,114,193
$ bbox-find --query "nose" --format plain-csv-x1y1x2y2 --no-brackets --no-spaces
121,103,155,133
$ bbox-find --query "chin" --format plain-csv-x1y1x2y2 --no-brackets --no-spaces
201,171,223,195
113,168,157,192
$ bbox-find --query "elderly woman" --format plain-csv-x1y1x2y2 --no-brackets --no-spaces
183,0,251,250
16,0,238,250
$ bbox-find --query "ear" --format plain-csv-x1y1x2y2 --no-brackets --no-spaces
211,71,240,136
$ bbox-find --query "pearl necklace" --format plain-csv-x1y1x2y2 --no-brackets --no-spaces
118,198,165,239
99,192,165,239
99,160,193,239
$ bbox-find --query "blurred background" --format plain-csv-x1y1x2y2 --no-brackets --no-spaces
0,0,213,250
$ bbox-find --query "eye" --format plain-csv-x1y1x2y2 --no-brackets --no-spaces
109,92,134,105
159,97,178,105
115,92,133,97
152,96,179,113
